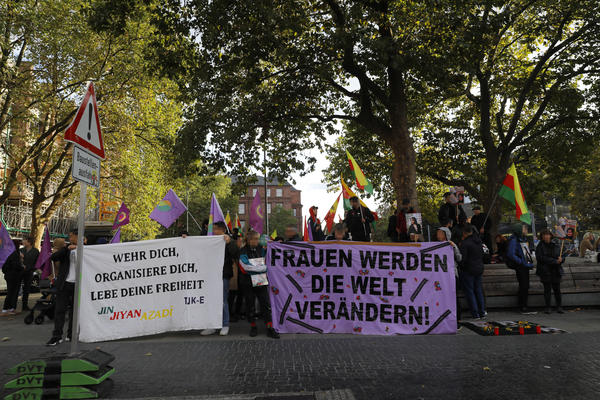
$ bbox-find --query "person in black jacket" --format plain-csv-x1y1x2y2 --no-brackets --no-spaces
387,209,399,242
201,222,240,336
19,236,39,311
438,192,467,228
344,197,374,242
308,206,325,241
46,230,78,346
283,225,302,242
458,224,486,319
239,231,279,339
1,240,23,316
535,230,565,314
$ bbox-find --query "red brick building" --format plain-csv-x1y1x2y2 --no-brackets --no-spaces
236,176,302,232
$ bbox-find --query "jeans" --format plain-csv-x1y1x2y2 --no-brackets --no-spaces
515,267,530,309
222,278,230,327
543,282,561,307
53,282,74,338
2,272,21,310
21,269,34,308
460,272,485,318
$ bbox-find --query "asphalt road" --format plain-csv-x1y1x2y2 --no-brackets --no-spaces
2,302,600,399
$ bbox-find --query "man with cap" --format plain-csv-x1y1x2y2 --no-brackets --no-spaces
470,205,491,250
308,206,324,241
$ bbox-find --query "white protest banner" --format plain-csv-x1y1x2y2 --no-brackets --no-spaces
79,236,224,342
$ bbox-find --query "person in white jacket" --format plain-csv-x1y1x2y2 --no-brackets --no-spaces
437,226,462,328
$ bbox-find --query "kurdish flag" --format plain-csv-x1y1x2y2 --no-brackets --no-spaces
499,163,531,224
225,211,233,231
324,193,341,233
346,150,373,194
235,213,242,233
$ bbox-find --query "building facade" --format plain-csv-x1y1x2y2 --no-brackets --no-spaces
236,176,302,232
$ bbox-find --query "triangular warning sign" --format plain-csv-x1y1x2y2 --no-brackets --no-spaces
64,82,105,159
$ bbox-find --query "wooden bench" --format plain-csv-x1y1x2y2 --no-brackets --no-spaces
458,260,600,308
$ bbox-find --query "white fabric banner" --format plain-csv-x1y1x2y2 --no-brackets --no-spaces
79,236,225,342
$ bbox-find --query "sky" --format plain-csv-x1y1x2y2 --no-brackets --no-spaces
291,141,380,225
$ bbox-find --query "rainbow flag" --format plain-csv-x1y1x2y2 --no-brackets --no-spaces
324,193,341,233
346,150,373,194
208,193,226,235
499,163,531,224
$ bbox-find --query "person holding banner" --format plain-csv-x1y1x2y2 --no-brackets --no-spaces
344,196,374,242
535,230,565,314
201,222,239,336
326,223,348,241
284,225,302,242
239,231,280,339
46,229,79,346
437,227,462,327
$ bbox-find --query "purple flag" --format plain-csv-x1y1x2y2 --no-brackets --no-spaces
267,241,456,335
208,193,226,235
112,203,130,230
249,191,264,234
149,189,187,229
36,226,53,279
0,221,15,267
110,228,121,244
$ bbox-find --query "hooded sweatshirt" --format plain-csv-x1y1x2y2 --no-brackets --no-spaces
438,227,462,277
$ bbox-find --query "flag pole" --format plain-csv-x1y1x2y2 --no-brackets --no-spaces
481,186,500,229
187,210,203,231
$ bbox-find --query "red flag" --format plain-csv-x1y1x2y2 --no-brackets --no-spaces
303,216,310,241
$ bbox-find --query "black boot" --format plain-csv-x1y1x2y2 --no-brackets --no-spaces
267,327,280,339
556,306,564,314
249,325,258,337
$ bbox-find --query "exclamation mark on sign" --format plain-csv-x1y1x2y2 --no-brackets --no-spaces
87,103,92,141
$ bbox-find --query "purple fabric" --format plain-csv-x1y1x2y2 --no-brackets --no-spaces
112,202,130,230
249,191,264,234
266,241,456,335
149,189,187,229
110,228,121,244
36,226,53,279
0,221,15,267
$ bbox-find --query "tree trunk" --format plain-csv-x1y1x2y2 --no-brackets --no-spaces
390,136,418,210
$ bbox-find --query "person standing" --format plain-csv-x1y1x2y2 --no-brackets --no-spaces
1,240,23,316
201,221,239,336
396,199,415,242
308,206,325,241
344,196,374,242
46,230,78,346
437,227,462,327
19,236,39,311
470,206,492,249
283,225,302,242
505,224,535,314
535,230,565,314
438,193,467,228
327,223,348,241
387,209,399,242
238,231,279,338
458,224,486,319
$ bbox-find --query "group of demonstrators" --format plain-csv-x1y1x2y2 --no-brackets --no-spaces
2,237,40,316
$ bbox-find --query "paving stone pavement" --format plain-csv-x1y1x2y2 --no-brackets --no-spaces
2,332,600,400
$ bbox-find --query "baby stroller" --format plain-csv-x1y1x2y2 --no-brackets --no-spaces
24,279,56,325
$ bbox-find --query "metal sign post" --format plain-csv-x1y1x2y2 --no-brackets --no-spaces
70,182,87,355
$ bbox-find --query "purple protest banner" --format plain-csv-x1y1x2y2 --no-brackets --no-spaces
266,241,456,335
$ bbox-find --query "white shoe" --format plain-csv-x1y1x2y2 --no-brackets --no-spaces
219,327,229,336
200,329,217,336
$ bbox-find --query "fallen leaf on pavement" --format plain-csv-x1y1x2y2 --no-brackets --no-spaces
145,352,152,356
2,337,11,342
483,366,491,371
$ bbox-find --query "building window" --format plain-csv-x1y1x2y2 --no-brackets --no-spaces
267,203,271,214
240,220,245,228
276,203,283,209
238,203,245,215
267,189,271,197
252,188,258,196
276,188,283,197
292,208,297,217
